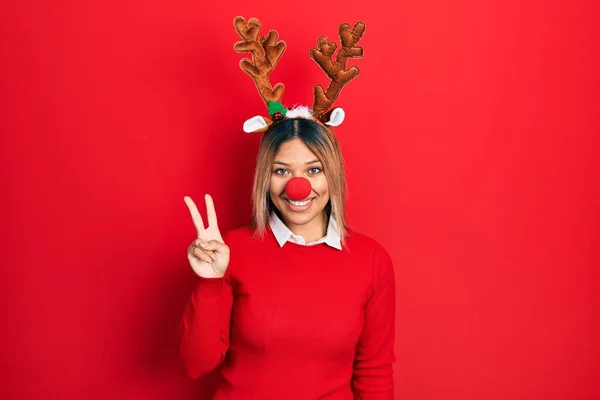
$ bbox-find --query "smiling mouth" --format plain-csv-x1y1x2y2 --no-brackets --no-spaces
285,198,314,207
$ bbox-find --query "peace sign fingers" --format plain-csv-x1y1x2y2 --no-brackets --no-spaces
183,194,230,278
184,196,205,237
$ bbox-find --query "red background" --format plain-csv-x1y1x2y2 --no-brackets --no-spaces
1,1,599,399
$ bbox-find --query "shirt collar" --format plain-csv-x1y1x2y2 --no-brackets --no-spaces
268,212,342,250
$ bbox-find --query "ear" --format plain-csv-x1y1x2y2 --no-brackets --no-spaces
243,116,273,133
324,107,345,127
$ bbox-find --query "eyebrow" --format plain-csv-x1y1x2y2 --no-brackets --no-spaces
273,159,321,166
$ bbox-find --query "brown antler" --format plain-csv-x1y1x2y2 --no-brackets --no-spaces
233,17,286,106
310,22,365,119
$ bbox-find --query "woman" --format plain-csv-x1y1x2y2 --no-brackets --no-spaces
177,17,396,399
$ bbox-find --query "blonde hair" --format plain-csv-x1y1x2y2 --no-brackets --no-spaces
251,118,348,242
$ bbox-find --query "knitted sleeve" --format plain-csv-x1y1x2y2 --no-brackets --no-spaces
351,241,397,399
177,236,235,379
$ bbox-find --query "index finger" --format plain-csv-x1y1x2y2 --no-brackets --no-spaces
184,196,204,237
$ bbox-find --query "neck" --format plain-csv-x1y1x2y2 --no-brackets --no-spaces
285,211,328,242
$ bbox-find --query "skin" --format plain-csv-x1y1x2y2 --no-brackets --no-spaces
184,194,229,278
269,138,330,243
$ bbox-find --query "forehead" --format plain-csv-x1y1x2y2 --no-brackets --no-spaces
274,138,320,163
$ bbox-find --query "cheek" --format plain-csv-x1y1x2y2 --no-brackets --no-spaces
269,175,286,196
312,176,330,196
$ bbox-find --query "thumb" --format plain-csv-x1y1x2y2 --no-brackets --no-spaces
199,239,229,254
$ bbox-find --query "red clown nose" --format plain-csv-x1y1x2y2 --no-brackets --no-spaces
285,177,312,200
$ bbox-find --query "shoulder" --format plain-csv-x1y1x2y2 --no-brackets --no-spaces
345,229,394,277
222,225,255,243
345,229,391,258
222,225,270,249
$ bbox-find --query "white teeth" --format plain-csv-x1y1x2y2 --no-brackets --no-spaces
288,199,312,206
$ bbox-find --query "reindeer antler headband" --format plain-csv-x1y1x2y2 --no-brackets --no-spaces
233,16,365,133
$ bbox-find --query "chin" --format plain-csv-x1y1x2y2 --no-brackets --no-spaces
281,210,319,226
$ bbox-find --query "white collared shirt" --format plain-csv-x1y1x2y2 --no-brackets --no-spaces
268,212,342,250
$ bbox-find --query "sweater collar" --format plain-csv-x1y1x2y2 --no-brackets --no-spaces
268,212,342,250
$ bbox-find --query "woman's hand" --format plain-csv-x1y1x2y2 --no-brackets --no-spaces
184,194,230,278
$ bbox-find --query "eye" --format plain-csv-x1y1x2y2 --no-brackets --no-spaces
308,167,322,174
273,168,289,175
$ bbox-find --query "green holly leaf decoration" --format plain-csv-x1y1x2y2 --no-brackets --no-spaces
267,100,287,118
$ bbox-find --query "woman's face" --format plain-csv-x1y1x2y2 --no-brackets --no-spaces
269,138,330,228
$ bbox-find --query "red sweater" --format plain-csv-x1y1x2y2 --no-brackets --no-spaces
178,225,396,399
